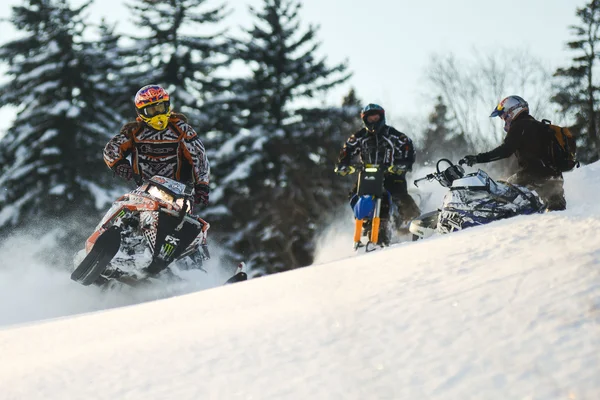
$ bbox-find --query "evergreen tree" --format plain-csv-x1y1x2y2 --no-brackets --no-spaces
553,0,600,163
232,0,349,131
0,0,123,250
420,96,469,164
93,19,137,125
207,0,351,275
119,0,232,128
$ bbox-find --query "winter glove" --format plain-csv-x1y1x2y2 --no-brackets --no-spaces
334,164,355,176
194,183,210,206
387,164,408,175
113,161,133,181
459,155,479,167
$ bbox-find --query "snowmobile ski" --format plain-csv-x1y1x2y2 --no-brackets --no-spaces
224,262,248,285
71,226,121,286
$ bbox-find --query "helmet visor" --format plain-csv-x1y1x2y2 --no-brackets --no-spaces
141,101,169,118
361,109,383,119
365,113,381,123
490,104,505,117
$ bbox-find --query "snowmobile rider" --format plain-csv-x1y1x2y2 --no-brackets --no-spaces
334,103,421,226
459,95,566,211
103,84,210,206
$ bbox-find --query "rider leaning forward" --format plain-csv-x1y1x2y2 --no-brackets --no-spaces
103,84,210,207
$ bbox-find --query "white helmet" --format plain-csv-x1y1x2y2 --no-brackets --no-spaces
490,95,529,132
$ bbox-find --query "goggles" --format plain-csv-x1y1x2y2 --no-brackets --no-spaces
140,101,170,118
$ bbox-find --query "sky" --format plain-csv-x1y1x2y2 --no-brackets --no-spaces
0,0,583,136
1,161,599,399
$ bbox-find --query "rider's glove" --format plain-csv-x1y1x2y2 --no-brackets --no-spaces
334,164,355,176
387,164,408,175
113,161,133,181
459,155,479,167
194,183,210,206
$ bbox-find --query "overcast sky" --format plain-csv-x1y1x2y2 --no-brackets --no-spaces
0,0,583,134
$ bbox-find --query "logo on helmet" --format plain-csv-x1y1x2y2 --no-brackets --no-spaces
135,85,170,108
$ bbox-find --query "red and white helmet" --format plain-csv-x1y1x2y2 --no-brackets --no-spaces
490,95,529,132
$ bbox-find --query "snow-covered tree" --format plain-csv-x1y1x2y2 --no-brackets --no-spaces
93,19,138,124
0,0,124,247
207,0,351,274
118,0,232,128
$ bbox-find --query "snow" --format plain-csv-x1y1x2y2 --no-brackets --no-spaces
15,63,60,83
40,147,61,156
0,163,599,399
0,190,34,227
48,183,66,195
222,153,261,184
215,129,250,158
66,105,81,118
31,80,59,94
83,179,128,210
48,100,71,115
39,129,59,143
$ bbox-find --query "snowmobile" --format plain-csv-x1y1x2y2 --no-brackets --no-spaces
347,164,404,252
409,159,545,240
71,176,247,288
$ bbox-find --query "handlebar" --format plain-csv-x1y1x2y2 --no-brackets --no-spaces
413,173,439,187
336,163,409,176
413,159,465,188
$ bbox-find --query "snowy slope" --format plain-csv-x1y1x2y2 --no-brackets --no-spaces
1,163,600,399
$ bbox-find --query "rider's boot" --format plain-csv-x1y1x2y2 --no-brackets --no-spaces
394,193,421,231
377,219,391,246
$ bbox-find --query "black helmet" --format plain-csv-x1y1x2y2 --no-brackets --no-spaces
361,103,386,133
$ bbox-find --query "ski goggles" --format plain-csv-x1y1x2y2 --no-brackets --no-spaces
140,101,170,118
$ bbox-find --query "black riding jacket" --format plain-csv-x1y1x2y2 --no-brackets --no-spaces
477,113,559,179
338,125,415,168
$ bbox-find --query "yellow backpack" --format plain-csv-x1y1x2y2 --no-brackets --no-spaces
541,119,579,172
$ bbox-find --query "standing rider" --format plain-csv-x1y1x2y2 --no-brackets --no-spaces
335,103,420,241
460,95,566,211
103,84,210,207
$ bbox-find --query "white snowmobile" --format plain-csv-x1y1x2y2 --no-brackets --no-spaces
409,159,545,240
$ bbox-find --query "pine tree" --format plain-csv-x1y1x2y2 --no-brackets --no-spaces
232,0,349,131
119,0,232,128
208,0,351,274
94,19,137,123
553,0,600,163
0,0,124,250
420,96,469,165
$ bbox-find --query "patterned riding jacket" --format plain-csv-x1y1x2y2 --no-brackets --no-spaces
338,126,415,168
103,113,209,185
